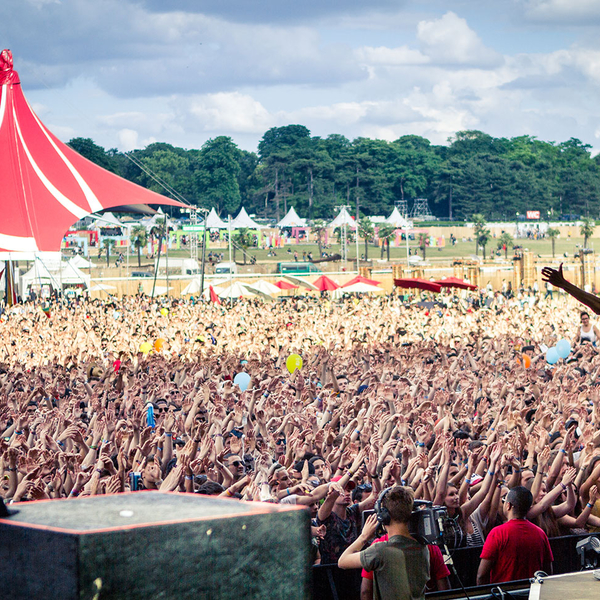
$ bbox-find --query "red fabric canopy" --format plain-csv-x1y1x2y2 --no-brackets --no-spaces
274,280,298,290
0,49,185,253
313,275,340,291
343,274,381,288
433,276,477,291
394,278,442,293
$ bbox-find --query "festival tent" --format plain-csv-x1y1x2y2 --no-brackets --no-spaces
248,279,281,296
230,207,263,229
275,280,298,290
283,275,319,291
205,208,228,229
342,281,385,294
21,260,90,294
343,274,381,288
277,206,307,228
0,49,185,254
394,278,442,293
433,276,477,291
329,207,356,229
69,255,96,269
218,281,256,299
181,278,228,295
313,275,340,291
386,207,411,229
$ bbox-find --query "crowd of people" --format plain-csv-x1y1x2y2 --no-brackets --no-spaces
2,272,600,596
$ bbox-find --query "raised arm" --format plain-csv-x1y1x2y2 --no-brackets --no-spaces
542,264,600,314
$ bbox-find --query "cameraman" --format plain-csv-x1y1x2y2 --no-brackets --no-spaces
338,486,430,600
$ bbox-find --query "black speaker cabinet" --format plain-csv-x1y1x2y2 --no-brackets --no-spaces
0,491,311,599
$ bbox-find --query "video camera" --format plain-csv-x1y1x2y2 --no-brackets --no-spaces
363,500,461,548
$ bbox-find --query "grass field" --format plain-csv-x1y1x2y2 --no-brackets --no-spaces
86,235,595,278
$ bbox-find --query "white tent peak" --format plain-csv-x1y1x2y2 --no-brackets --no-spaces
329,207,356,229
386,207,412,228
277,206,306,228
205,208,228,229
231,207,263,229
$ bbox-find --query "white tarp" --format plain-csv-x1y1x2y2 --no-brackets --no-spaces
277,206,307,228
218,281,256,298
230,207,263,229
329,207,356,229
69,255,96,269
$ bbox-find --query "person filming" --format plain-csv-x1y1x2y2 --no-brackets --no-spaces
338,486,430,600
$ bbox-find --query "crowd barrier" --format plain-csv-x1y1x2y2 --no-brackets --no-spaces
312,532,594,600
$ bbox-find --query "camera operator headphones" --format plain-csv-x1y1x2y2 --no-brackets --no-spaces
374,487,392,526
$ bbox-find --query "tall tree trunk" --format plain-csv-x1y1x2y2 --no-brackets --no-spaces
552,239,555,258
308,168,314,221
137,245,141,267
380,241,385,260
449,184,453,221
274,167,280,222
106,245,110,266
386,240,390,261
364,238,369,260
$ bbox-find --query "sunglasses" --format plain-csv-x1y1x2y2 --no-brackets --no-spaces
229,461,244,468
156,408,167,413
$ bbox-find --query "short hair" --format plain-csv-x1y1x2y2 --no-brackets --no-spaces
382,486,414,524
581,312,590,319
196,481,224,495
506,486,533,518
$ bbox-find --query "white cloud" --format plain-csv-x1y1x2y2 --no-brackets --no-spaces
117,129,139,152
357,45,429,66
417,11,503,67
523,0,600,23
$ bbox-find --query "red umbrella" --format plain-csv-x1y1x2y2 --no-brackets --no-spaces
313,275,340,291
274,280,299,290
343,274,381,288
433,276,477,291
394,278,442,293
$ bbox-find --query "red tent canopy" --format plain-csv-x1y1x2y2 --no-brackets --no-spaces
0,49,185,253
274,280,298,290
433,276,477,291
313,275,340,291
394,278,442,293
343,274,381,288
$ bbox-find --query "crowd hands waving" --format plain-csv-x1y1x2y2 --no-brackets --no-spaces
2,291,600,569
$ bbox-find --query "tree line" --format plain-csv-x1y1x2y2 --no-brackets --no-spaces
68,127,600,222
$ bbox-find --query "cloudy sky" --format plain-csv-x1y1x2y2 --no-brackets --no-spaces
3,0,600,153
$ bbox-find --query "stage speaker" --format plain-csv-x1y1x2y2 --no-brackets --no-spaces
0,491,311,600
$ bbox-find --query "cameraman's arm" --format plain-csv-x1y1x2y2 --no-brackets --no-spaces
338,513,378,570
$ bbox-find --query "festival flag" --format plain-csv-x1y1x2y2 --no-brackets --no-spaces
209,285,221,304
42,305,51,318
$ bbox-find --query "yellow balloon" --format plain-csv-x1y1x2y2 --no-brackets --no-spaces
160,307,169,317
140,342,152,355
286,354,303,374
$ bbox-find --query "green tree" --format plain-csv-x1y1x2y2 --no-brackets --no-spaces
358,217,375,260
130,225,148,267
580,217,596,248
233,228,253,264
195,137,242,215
377,223,396,261
497,232,513,259
477,228,492,259
68,138,120,174
546,227,560,258
102,238,116,267
311,219,327,257
418,232,428,260
472,214,487,256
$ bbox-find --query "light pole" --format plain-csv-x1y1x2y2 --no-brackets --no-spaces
198,208,209,299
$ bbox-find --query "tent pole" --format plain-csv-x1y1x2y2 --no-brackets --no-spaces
199,208,208,299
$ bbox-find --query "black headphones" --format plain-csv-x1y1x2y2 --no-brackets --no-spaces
374,487,392,526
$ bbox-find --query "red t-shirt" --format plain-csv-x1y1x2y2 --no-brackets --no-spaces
361,534,450,591
480,519,553,583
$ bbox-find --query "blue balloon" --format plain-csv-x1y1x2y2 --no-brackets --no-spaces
556,338,571,359
546,347,559,365
234,372,251,391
